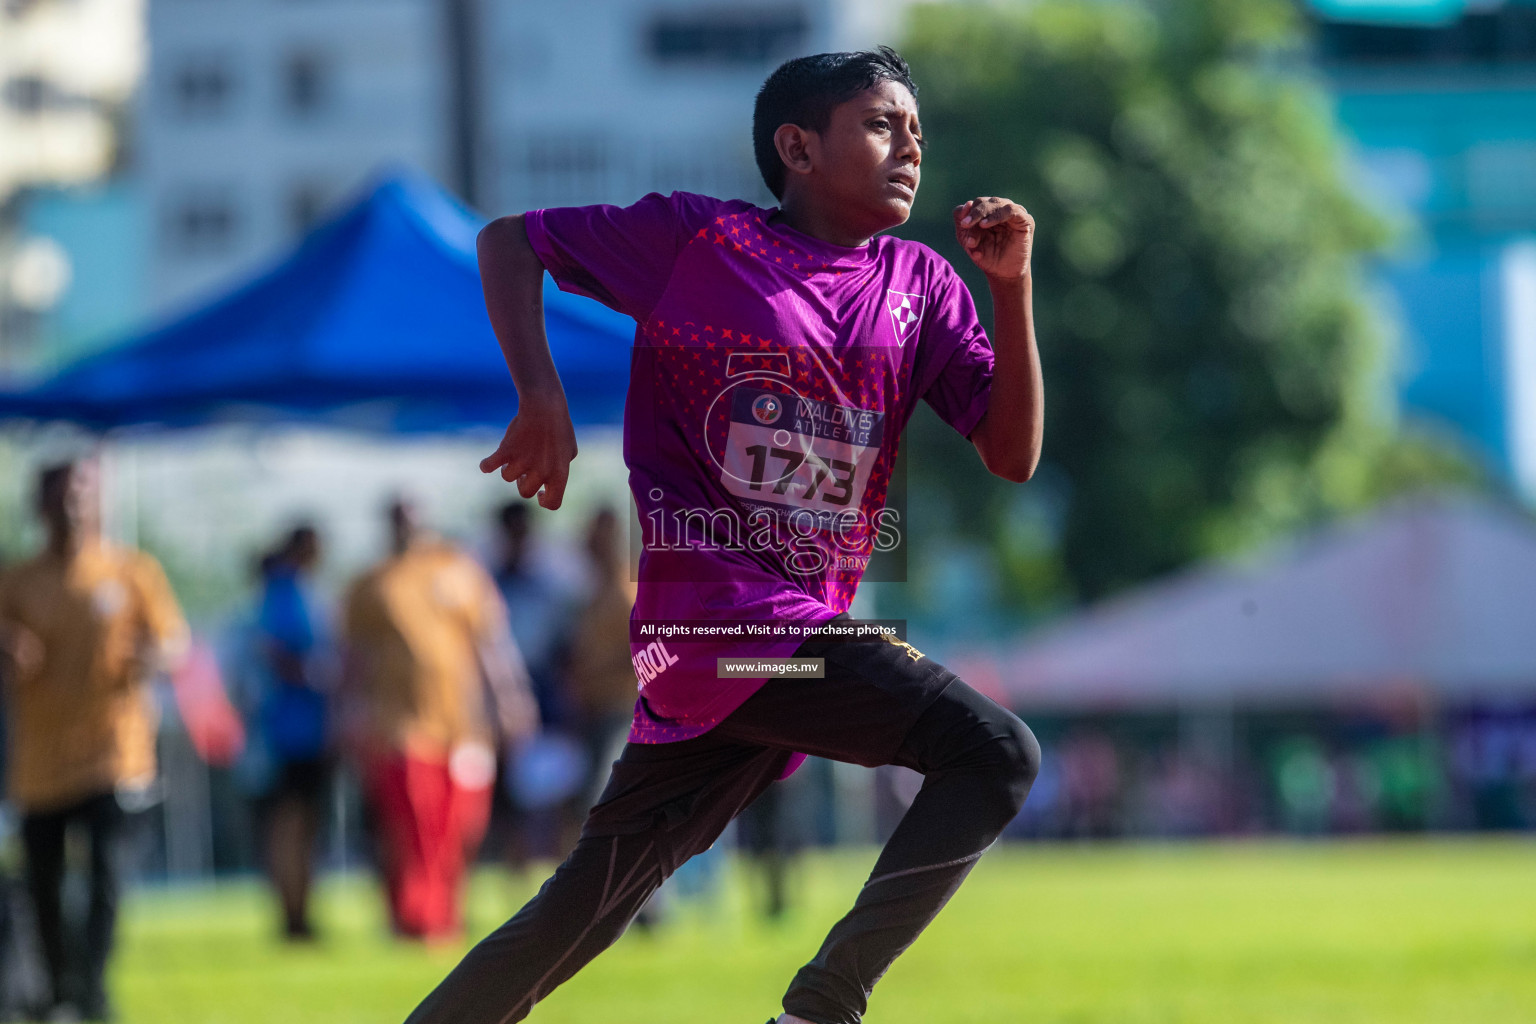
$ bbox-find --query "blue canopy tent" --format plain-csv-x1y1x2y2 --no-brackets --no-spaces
0,171,634,433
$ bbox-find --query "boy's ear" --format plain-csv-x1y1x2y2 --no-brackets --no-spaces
773,123,815,180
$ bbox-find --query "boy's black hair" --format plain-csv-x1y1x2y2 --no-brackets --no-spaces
752,45,918,200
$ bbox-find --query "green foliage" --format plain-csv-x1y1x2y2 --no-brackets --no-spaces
897,0,1482,609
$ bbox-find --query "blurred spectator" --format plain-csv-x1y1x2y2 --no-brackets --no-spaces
948,710,1532,839
1272,736,1335,835
735,770,815,922
563,507,638,807
492,501,579,729
1059,730,1121,838
0,553,47,1020
0,459,189,1021
339,496,537,941
1368,733,1436,832
1327,752,1380,834
246,524,331,942
1449,708,1527,830
491,500,584,867
1135,751,1223,838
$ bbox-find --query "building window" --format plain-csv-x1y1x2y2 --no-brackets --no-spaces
164,193,238,255
526,136,608,177
283,50,330,116
170,58,235,117
3,75,49,114
648,7,809,64
287,181,331,235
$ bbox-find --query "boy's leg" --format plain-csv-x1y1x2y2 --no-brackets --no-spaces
712,635,1041,1024
403,731,790,1024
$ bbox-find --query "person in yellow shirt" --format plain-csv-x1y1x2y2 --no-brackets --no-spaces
0,459,189,1022
340,495,537,941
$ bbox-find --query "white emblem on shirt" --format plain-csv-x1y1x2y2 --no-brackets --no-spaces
92,580,127,618
885,289,925,346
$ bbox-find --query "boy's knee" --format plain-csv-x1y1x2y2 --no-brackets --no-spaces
909,680,1040,819
992,714,1040,814
954,707,1040,827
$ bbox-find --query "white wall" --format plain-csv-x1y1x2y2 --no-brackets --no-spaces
138,0,450,313
137,0,920,310
477,0,917,213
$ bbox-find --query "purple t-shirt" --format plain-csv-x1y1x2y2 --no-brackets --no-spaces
525,192,994,759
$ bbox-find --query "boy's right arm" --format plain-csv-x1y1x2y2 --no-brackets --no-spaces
475,214,580,510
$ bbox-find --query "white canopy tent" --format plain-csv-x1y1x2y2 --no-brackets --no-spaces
959,495,1536,710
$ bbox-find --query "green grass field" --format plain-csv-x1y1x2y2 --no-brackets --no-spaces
116,839,1536,1024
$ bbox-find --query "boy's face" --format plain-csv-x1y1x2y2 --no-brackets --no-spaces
804,79,923,234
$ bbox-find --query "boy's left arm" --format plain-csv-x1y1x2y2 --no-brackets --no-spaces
954,197,1042,484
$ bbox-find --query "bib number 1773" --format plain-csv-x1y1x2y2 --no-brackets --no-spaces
719,387,882,523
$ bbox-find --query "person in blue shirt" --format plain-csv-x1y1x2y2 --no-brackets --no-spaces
249,524,331,941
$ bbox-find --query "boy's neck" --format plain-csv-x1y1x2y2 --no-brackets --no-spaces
771,195,877,250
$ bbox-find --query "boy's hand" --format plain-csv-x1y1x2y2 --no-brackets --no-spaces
479,392,579,510
954,197,1034,282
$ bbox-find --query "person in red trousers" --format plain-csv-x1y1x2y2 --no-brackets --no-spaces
340,495,538,941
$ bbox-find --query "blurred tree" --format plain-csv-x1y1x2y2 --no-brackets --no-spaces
896,0,1482,617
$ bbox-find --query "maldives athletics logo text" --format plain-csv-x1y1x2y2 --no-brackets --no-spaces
885,289,925,346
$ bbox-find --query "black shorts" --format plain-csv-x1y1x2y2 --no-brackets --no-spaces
263,757,333,809
580,617,958,855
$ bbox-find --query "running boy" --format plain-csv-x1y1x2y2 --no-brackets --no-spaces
407,47,1044,1024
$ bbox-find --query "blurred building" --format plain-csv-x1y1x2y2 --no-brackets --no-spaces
475,0,911,212
0,0,144,375
138,0,452,311
0,0,141,202
1309,0,1536,499
134,0,911,313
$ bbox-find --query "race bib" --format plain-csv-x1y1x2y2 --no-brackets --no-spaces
717,385,884,531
